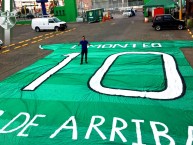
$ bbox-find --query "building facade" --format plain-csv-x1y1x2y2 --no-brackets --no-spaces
92,0,143,9
186,0,193,18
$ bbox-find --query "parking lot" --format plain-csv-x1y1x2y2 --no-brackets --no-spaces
0,11,193,80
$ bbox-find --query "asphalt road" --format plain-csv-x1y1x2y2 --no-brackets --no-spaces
0,11,193,81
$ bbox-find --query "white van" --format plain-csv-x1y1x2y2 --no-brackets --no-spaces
31,17,67,32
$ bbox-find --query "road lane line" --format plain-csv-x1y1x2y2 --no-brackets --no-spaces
9,44,15,47
38,39,43,42
25,39,31,41
45,37,50,39
22,43,28,47
33,37,39,40
18,41,25,44
2,50,10,53
31,41,37,44
14,46,22,49
2,46,8,49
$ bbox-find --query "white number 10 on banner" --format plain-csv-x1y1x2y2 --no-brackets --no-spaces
23,52,183,100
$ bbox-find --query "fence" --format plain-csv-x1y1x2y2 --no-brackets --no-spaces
92,0,143,10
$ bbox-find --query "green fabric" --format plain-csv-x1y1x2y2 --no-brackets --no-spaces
0,41,193,144
144,0,177,8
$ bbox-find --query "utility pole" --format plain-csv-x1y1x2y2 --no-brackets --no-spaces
179,0,182,20
93,0,95,9
80,0,84,16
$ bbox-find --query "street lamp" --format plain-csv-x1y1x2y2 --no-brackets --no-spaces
2,0,12,45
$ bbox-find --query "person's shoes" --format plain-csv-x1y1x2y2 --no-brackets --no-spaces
85,61,88,64
80,62,83,65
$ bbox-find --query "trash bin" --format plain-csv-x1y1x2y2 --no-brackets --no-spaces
86,8,104,23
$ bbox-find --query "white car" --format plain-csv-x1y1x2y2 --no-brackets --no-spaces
122,9,136,17
76,16,84,22
0,40,3,49
31,17,67,32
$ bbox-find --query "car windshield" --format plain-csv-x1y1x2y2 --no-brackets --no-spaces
125,10,131,12
171,15,176,20
53,18,62,23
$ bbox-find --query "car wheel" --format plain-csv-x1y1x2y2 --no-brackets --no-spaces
35,27,40,32
55,27,59,31
155,25,161,31
65,25,67,29
178,24,183,30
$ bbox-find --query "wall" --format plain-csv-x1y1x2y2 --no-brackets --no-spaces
54,0,77,22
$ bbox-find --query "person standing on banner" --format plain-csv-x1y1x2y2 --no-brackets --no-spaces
78,36,90,64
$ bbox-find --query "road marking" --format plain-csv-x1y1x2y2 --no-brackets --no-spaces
45,37,50,39
18,41,25,44
33,37,39,40
22,43,28,47
2,46,8,49
31,41,37,44
25,39,31,42
0,27,77,53
14,46,22,49
38,39,43,42
9,44,15,47
2,49,10,53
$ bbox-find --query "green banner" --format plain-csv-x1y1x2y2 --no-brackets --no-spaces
0,41,193,144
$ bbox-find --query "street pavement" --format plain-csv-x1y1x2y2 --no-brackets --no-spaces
0,11,193,80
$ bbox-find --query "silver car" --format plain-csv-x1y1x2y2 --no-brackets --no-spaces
0,40,3,49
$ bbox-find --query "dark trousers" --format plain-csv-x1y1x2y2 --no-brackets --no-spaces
81,50,88,63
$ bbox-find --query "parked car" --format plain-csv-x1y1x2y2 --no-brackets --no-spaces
76,16,84,22
31,17,67,32
122,9,132,17
0,39,3,49
152,14,186,31
122,8,135,17
26,14,35,19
